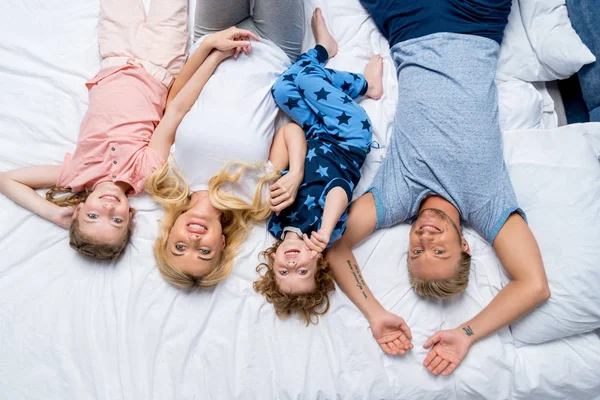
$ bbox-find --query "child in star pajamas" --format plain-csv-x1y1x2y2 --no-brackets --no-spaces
253,8,384,324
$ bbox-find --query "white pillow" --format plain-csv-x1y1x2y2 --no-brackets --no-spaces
502,123,600,345
497,80,544,131
518,0,595,80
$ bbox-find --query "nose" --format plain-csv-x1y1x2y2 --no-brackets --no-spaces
188,233,201,241
102,203,115,209
286,259,297,267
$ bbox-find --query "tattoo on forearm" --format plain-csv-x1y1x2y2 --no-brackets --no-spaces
347,260,368,299
462,326,474,336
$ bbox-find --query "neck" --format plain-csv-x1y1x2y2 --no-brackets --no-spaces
419,195,461,229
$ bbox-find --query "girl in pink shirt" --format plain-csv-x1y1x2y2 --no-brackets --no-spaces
0,0,257,260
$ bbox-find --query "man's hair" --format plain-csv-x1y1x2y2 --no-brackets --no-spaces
409,251,471,298
69,217,132,260
253,240,336,325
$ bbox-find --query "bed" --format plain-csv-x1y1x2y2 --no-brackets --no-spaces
1,0,600,399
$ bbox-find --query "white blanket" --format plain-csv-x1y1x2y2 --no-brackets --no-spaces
1,1,600,399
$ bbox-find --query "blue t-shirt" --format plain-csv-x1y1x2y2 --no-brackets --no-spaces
369,32,524,244
268,135,366,245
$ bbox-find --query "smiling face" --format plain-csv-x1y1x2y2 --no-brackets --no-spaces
166,192,225,278
408,208,469,281
271,232,320,295
75,183,132,245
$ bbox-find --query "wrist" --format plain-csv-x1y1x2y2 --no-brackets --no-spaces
364,303,387,323
286,169,303,180
456,324,477,346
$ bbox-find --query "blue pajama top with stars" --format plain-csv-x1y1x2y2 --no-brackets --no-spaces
268,45,374,246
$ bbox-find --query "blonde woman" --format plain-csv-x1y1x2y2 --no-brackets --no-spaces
147,0,305,288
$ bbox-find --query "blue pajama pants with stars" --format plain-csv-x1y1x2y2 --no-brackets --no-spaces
271,45,373,151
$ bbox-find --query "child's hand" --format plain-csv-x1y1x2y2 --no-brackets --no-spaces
303,229,331,257
270,172,302,215
51,206,75,229
207,27,260,57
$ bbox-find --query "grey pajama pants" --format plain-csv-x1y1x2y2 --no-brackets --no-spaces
194,0,305,61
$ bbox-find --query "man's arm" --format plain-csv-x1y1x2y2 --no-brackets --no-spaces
326,193,413,354
423,213,550,376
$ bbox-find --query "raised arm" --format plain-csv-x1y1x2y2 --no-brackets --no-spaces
326,193,413,354
166,27,260,108
0,166,73,228
423,213,550,376
268,122,307,214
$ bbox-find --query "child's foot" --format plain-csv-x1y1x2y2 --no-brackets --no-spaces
312,8,338,58
364,55,384,100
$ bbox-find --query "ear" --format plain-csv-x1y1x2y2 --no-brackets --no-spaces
461,237,471,255
73,203,83,220
270,252,275,260
221,235,226,250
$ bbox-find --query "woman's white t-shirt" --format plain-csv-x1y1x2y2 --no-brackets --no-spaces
174,37,290,200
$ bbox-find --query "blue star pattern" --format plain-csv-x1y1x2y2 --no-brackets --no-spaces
267,45,376,245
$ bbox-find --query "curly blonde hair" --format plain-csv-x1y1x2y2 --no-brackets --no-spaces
146,160,279,289
408,251,471,299
46,187,132,260
253,240,336,325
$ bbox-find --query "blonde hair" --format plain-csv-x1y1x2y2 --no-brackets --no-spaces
146,160,280,289
46,187,132,260
409,251,471,298
253,240,336,325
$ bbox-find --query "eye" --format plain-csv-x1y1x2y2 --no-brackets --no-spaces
298,269,308,275
175,244,186,251
112,218,123,223
413,249,423,255
87,213,98,219
435,250,444,255
200,249,211,255
279,270,288,275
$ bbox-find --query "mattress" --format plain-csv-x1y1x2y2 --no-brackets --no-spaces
1,0,600,399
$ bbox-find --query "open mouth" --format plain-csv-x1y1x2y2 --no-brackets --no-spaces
420,224,441,232
187,221,208,234
100,194,120,203
285,249,300,257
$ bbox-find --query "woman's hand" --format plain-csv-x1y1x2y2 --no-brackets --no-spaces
206,26,260,58
270,171,302,215
423,327,474,376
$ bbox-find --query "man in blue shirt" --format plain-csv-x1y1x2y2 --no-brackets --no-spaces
324,0,550,377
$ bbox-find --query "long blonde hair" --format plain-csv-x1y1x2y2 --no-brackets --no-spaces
146,160,280,289
46,187,131,260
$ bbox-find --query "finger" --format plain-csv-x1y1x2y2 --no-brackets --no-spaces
233,28,260,42
427,356,442,372
392,339,407,354
270,182,280,191
424,332,441,349
310,231,328,247
310,237,326,252
270,187,285,196
423,349,437,367
303,234,321,252
395,336,411,350
400,320,413,340
442,363,458,376
270,194,290,206
379,342,395,356
433,360,450,376
386,340,403,355
272,199,292,213
233,47,241,59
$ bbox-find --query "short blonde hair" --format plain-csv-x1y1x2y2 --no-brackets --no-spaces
409,251,471,298
253,240,336,325
146,160,279,289
47,187,132,260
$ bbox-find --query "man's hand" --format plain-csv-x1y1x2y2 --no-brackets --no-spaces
270,172,302,215
368,310,413,355
423,327,474,376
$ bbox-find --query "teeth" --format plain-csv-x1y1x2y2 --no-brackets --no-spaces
190,224,203,229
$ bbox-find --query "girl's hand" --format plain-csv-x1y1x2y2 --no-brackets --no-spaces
303,229,331,257
206,27,260,57
51,206,75,229
423,327,474,376
270,171,302,215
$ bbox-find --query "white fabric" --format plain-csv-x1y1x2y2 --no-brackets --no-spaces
519,0,596,81
173,37,289,192
2,0,600,399
503,123,600,345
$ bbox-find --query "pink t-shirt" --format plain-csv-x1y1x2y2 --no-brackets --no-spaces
57,64,167,195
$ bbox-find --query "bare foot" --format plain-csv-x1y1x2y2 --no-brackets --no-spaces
312,8,338,58
364,55,383,100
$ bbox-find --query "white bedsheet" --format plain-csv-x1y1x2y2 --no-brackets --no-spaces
1,1,600,399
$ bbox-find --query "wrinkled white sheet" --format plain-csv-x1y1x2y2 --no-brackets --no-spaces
1,1,600,399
